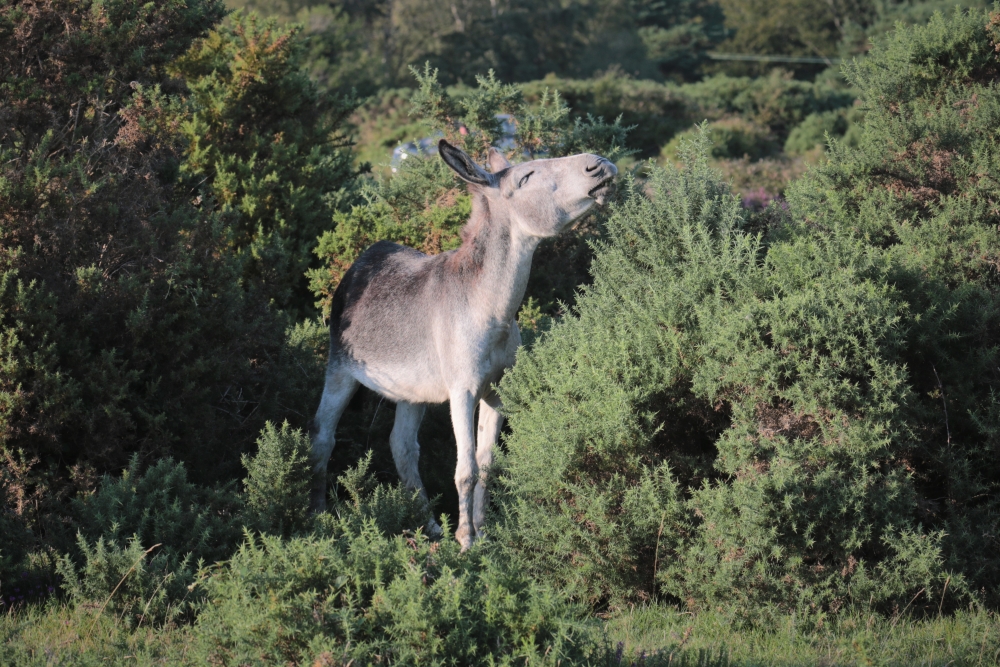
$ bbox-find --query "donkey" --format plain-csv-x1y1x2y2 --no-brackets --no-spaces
310,139,617,549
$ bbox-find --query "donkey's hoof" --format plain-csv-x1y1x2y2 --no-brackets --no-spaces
308,490,328,515
456,525,478,552
425,517,443,538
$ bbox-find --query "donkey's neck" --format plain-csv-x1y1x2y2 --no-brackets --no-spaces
450,194,539,325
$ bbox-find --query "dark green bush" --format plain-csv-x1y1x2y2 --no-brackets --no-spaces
317,450,433,538
788,4,1000,601
56,456,242,625
520,72,692,159
72,456,243,564
663,116,779,160
783,107,863,155
0,0,352,552
679,70,856,143
495,5,1000,618
56,535,195,628
169,11,359,315
496,131,958,617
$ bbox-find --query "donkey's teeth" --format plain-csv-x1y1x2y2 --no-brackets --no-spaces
589,177,615,203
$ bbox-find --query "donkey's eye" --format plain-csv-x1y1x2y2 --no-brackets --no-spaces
517,171,534,188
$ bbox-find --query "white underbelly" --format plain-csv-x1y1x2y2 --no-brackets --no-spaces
352,362,450,404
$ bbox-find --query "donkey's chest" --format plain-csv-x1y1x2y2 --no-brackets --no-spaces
466,320,518,380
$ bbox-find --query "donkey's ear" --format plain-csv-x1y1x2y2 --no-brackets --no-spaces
487,147,512,173
438,140,491,186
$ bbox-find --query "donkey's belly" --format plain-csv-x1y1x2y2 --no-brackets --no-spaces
350,358,450,404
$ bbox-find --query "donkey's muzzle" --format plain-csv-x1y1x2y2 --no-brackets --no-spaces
587,157,618,205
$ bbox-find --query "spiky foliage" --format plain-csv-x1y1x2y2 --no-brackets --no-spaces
495,6,1000,617
189,522,591,666
0,0,353,556
242,421,313,537
169,12,359,314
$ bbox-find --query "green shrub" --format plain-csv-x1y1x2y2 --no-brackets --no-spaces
663,117,778,160
317,451,433,537
169,11,359,315
56,456,244,623
494,138,964,617
520,72,692,159
495,6,1000,617
783,107,863,156
242,421,313,537
72,456,242,566
680,70,855,140
56,535,194,628
0,0,353,548
788,4,1000,604
188,523,592,666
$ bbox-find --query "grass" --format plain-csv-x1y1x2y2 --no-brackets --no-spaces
602,605,1000,666
4,597,999,666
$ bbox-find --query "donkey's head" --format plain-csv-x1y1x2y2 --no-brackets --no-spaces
438,140,617,238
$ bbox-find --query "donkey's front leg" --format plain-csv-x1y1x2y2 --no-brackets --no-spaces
449,390,478,550
473,392,503,537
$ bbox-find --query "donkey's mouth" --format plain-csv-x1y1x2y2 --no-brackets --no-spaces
588,177,615,205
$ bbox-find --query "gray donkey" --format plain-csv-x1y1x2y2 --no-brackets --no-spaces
310,139,617,549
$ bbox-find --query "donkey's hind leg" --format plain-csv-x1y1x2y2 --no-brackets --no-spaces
390,401,442,537
473,392,503,537
310,362,359,513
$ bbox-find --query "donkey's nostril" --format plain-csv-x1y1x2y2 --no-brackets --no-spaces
585,164,599,172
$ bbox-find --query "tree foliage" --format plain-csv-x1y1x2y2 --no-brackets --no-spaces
0,0,350,553
234,0,728,87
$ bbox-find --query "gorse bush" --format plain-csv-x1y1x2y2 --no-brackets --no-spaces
56,535,194,628
317,450,433,537
495,134,754,606
242,421,313,537
55,456,242,626
495,5,1000,617
71,456,242,565
788,4,1000,599
663,116,778,160
0,0,350,554
169,11,359,314
189,523,591,666
495,130,953,618
782,107,864,156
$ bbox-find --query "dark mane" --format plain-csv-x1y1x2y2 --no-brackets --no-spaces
446,189,497,275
